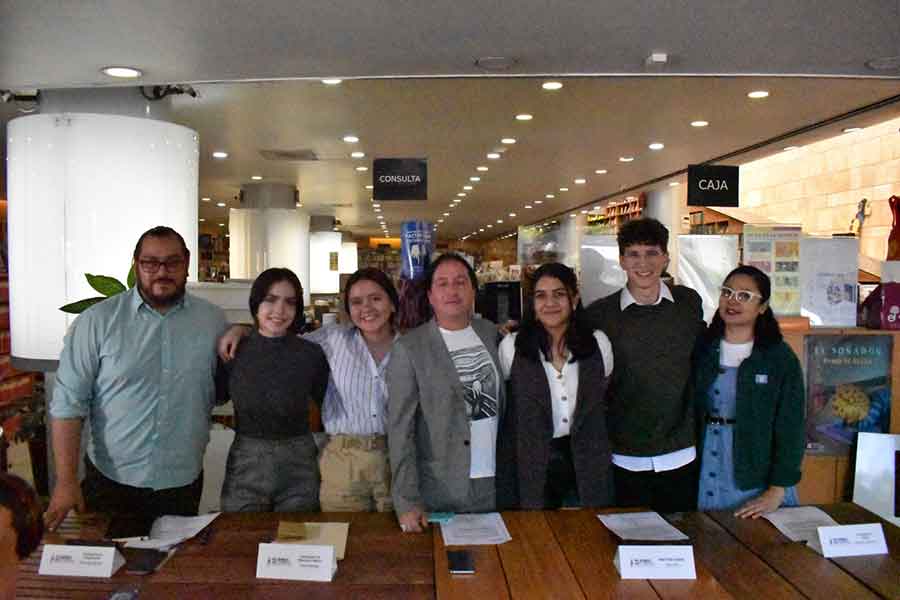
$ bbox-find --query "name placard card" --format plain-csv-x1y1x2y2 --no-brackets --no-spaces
256,543,337,582
613,545,696,580
39,544,125,578
817,523,888,558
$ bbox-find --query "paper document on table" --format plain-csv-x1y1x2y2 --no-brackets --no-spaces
763,506,839,542
131,513,220,549
597,511,689,541
441,513,512,546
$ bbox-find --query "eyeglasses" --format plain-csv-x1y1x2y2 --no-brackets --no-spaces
138,258,185,274
622,249,665,261
720,286,763,304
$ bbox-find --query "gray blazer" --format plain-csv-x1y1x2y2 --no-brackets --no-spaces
387,317,504,515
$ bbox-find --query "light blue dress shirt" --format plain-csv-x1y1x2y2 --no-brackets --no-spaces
51,287,227,490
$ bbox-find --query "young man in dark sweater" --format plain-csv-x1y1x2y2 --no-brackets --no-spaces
584,218,706,513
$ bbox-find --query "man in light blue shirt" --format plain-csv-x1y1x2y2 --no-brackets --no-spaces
44,227,227,530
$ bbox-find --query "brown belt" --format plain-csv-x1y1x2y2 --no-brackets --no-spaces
330,434,387,451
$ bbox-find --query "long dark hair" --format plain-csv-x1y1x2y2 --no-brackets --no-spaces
343,267,399,327
0,473,43,560
248,267,306,334
703,264,783,347
515,263,599,362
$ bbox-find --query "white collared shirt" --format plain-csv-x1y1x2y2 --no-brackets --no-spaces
499,330,613,438
613,282,696,473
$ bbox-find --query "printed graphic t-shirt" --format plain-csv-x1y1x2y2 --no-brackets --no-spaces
439,325,500,478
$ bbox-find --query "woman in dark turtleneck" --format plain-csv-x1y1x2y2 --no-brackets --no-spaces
218,268,329,512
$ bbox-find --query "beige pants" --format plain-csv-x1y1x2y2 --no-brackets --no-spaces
319,434,393,512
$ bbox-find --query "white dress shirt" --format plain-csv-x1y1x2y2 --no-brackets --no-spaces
612,283,696,473
499,330,613,438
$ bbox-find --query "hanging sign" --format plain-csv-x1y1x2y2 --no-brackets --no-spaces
687,164,739,207
373,158,427,201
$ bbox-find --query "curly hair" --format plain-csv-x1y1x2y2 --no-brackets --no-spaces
0,473,43,560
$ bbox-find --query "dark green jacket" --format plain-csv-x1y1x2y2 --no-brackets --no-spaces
693,338,805,490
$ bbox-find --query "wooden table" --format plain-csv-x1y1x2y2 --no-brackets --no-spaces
14,504,899,599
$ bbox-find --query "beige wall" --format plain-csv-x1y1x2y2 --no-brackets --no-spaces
740,116,900,262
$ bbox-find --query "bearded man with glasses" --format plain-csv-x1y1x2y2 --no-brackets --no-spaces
584,218,706,513
45,226,228,530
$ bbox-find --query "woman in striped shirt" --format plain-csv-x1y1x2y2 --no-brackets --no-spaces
220,267,399,511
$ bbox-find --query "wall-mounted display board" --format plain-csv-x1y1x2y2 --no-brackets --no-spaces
743,225,802,315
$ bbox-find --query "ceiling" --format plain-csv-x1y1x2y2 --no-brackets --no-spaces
2,1,900,240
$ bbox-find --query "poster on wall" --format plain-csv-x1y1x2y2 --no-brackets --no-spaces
400,221,434,280
805,335,892,454
799,237,859,327
677,235,739,324
742,225,802,315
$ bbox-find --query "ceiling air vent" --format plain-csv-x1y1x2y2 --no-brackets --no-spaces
259,148,319,161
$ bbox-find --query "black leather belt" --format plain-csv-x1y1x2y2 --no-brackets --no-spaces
705,416,736,425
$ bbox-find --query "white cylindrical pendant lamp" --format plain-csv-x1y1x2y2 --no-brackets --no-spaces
7,113,199,368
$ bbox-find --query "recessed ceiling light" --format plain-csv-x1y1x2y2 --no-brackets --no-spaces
355,166,368,171
470,176,481,182
509,213,517,217
783,146,801,152
374,208,382,213
569,213,577,218
438,219,444,223
212,151,229,159
201,197,211,202
476,166,489,172
546,194,555,199
524,205,533,209
541,81,563,91
593,206,601,210
321,78,342,85
365,185,373,190
372,203,381,208
101,66,143,78
648,142,665,150
199,218,206,222
691,120,709,127
296,203,303,208
843,127,862,133
747,90,769,99
594,169,607,175
581,209,588,214
251,175,263,180
496,219,503,224
619,156,634,163
479,228,485,232
559,187,569,191
515,114,533,121
216,202,226,207
342,135,360,143
351,151,365,158
669,181,680,187
487,224,493,228
574,178,586,184
535,200,543,204
501,138,516,144
443,212,450,216
463,185,473,191
376,215,384,220
486,152,501,160
457,192,466,197
218,223,225,227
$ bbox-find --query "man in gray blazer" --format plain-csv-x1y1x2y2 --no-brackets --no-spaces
388,253,505,532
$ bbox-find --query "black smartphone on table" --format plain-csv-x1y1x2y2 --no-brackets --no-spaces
447,550,475,574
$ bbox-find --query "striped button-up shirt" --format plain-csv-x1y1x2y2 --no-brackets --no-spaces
51,287,227,490
305,324,393,435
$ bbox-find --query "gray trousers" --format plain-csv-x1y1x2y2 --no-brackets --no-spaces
221,434,320,512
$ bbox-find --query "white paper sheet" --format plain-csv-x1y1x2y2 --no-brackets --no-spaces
597,511,689,541
763,506,839,542
120,513,220,550
440,513,512,546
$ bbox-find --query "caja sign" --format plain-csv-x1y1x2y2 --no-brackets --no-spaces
373,158,427,201
687,164,739,207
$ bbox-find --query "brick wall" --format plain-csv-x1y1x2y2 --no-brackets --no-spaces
740,116,900,262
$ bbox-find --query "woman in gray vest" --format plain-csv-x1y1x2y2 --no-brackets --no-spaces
496,263,615,509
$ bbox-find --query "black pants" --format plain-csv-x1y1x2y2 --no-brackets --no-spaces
82,459,203,521
613,460,698,513
544,436,579,509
